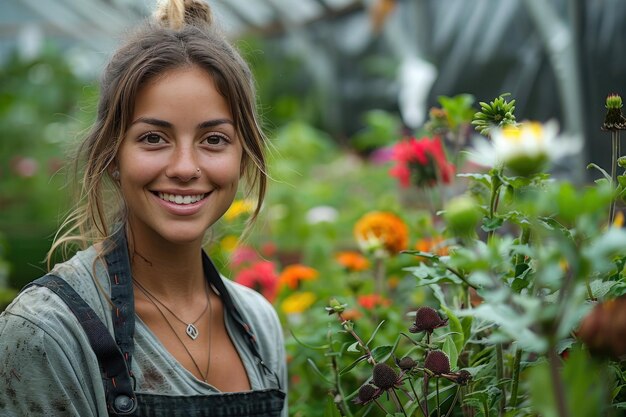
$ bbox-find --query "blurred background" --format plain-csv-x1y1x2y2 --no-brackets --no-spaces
1,0,625,302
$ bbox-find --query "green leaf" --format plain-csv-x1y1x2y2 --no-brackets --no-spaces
442,336,459,370
307,358,333,386
290,330,330,350
441,305,465,354
482,216,504,232
371,345,394,363
587,162,612,182
339,354,368,376
324,395,342,417
347,341,360,353
366,320,386,346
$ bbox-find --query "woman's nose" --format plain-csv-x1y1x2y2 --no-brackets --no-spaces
165,146,200,182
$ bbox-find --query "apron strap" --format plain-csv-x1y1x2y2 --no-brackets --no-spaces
24,275,138,416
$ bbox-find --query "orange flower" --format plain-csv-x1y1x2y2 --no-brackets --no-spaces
415,236,449,257
354,211,408,257
279,264,319,290
357,294,391,310
335,251,371,272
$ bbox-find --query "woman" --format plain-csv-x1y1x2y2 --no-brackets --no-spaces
0,0,286,416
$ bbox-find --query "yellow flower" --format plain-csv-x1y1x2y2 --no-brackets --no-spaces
220,235,239,252
613,211,624,228
224,199,255,222
354,211,408,257
281,292,316,314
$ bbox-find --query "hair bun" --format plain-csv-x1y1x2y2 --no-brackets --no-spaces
155,0,213,30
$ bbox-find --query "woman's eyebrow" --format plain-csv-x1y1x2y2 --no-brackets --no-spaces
130,117,234,129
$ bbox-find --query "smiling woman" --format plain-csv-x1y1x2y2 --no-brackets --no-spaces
0,1,286,416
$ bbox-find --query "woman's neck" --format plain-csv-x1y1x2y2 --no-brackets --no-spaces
125,228,206,301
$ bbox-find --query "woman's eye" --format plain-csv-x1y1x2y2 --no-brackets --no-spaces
141,133,164,144
204,134,228,145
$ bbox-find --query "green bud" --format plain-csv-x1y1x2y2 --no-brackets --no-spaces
444,195,482,237
606,94,623,109
342,320,354,331
618,156,626,169
325,298,347,315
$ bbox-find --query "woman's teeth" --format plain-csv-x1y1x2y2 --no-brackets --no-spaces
157,192,205,205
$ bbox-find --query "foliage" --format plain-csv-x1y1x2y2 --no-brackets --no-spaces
0,45,97,288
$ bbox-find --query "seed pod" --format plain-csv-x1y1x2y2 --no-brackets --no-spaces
409,307,448,333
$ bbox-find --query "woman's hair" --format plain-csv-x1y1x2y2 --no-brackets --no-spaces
48,0,267,266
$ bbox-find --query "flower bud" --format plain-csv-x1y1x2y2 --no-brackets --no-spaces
409,306,448,334
444,195,481,237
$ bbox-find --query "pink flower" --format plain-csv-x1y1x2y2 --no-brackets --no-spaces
230,245,259,269
234,261,279,302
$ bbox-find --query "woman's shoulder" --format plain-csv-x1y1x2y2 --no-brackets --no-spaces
1,246,112,332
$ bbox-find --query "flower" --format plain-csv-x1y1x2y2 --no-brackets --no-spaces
280,292,316,315
577,295,626,358
220,235,239,252
372,363,402,390
467,120,582,177
602,93,626,131
353,384,382,405
354,211,409,257
395,356,418,371
305,205,339,224
415,236,449,257
234,261,278,302
357,294,391,310
335,251,371,272
279,264,319,290
229,245,259,269
409,306,448,334
424,350,451,375
389,136,455,188
224,199,255,221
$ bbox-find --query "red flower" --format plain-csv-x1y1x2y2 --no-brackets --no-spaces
234,261,278,302
389,136,455,188
357,294,391,310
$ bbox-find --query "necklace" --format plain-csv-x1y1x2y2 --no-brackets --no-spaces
133,280,213,382
133,278,209,340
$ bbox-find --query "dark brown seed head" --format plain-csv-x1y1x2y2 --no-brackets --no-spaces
424,350,450,375
372,363,399,390
355,384,379,404
395,356,418,371
409,307,448,333
454,369,472,385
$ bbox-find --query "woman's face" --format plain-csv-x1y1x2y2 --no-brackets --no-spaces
116,65,242,247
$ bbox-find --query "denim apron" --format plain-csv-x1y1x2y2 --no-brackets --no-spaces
26,229,285,417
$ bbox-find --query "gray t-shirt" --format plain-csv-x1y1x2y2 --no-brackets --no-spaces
0,246,287,416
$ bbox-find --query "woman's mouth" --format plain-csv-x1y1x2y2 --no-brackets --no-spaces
156,192,208,205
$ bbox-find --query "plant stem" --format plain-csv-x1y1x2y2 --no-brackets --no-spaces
330,354,353,417
408,377,427,416
390,389,408,417
548,343,569,417
610,131,619,224
424,374,430,417
509,346,522,408
337,312,376,364
436,378,441,417
496,344,505,416
443,265,479,290
373,398,393,416
443,388,460,417
374,257,386,297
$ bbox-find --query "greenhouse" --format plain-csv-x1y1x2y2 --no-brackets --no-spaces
1,0,626,416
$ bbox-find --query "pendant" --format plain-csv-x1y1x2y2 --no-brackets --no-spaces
186,323,199,340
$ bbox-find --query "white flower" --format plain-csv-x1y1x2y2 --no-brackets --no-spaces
305,205,339,224
466,120,581,176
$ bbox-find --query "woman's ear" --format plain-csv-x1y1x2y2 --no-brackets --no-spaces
108,163,120,181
